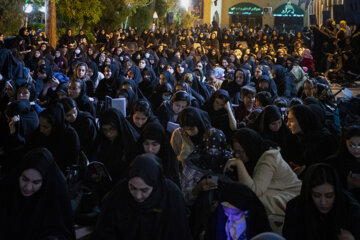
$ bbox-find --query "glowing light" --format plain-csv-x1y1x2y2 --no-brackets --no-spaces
153,11,158,19
24,4,33,13
181,0,190,10
39,6,46,13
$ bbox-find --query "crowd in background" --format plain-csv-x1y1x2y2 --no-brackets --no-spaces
1,19,360,240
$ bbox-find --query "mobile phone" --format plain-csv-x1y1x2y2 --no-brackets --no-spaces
207,175,218,185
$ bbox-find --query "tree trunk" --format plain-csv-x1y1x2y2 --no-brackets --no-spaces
45,0,57,49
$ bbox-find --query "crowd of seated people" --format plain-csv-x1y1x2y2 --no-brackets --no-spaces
0,19,360,240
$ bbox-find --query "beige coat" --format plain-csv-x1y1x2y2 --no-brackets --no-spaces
170,127,194,164
241,148,302,216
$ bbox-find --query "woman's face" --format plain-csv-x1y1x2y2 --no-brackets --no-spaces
143,139,161,155
99,53,105,63
268,119,282,132
312,183,335,214
65,107,78,123
196,62,203,70
128,177,153,203
243,94,255,109
55,51,61,58
222,203,244,222
17,87,30,100
176,65,184,74
35,51,41,58
346,136,360,159
159,74,167,85
102,124,118,142
287,110,302,134
183,126,199,137
213,97,226,111
235,71,244,85
255,68,262,79
232,141,248,162
166,65,174,74
139,60,146,70
172,100,187,114
304,82,315,97
76,66,86,79
132,111,148,128
87,68,94,78
105,58,112,66
19,169,43,197
104,66,112,79
68,81,81,99
39,116,52,137
222,60,228,68
57,91,67,100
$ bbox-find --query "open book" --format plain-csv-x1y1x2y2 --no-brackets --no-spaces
105,96,127,116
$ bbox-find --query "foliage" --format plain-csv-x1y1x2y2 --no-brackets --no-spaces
98,0,149,32
30,22,45,31
32,0,46,9
169,8,197,30
128,6,153,33
0,0,26,36
155,0,175,19
56,0,104,30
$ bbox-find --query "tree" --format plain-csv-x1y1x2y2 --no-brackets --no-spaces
170,8,197,29
97,0,149,32
0,0,25,36
128,6,153,33
45,0,56,48
155,0,175,19
56,0,104,30
154,0,176,26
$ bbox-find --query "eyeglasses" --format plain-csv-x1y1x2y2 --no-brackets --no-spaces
349,143,360,150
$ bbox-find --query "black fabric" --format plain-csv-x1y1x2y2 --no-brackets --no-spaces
95,68,122,101
283,164,360,240
0,148,75,240
272,65,297,98
127,110,159,134
201,89,233,141
156,100,178,129
0,99,39,175
282,105,338,169
28,103,80,172
1,99,39,147
136,122,180,186
178,106,212,146
255,74,278,97
92,108,140,185
74,80,96,117
91,154,192,240
330,126,360,202
117,87,136,116
70,110,98,155
86,61,99,97
251,105,291,150
186,128,232,175
205,180,271,240
232,128,272,177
